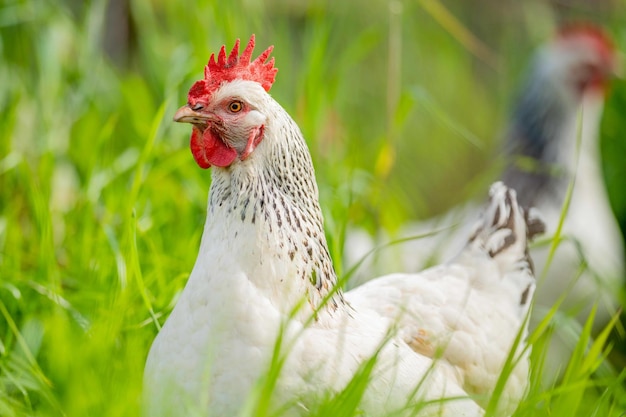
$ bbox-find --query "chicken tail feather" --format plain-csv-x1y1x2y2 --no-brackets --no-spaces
466,182,546,308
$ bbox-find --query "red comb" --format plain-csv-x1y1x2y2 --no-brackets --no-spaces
557,23,615,60
188,35,277,102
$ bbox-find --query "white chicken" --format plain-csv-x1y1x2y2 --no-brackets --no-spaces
143,36,544,417
345,24,624,346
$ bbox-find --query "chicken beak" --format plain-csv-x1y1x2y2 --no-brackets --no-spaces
173,105,213,124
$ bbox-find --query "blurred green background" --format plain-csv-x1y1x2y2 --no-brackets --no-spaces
1,0,625,416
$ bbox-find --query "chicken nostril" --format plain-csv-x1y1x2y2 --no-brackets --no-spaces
192,103,205,111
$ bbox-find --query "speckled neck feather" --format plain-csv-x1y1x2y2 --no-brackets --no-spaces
207,103,346,314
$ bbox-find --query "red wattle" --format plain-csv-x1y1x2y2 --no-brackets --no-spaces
190,128,238,169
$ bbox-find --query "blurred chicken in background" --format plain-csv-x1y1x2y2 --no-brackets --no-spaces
344,23,625,382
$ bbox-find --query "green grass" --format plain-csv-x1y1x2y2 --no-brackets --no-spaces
1,0,626,416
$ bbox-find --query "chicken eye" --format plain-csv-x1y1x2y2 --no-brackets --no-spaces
228,101,243,113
